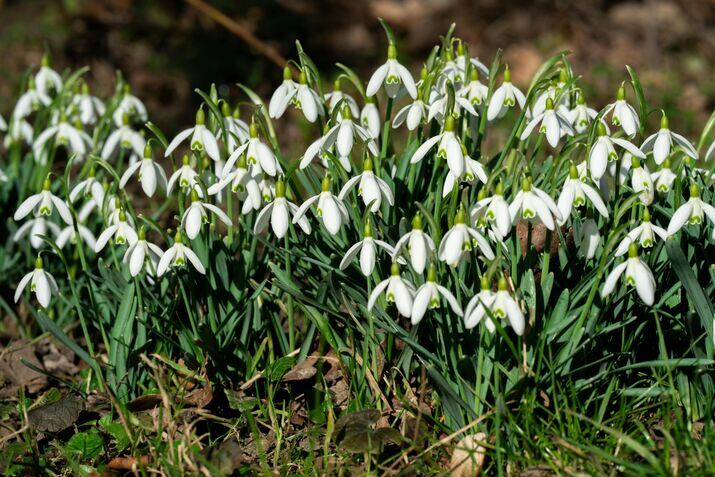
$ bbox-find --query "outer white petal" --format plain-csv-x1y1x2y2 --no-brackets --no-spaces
437,284,463,316
601,261,628,298
34,270,52,308
129,244,146,276
367,279,390,311
504,295,525,335
13,194,43,220
14,272,34,303
340,241,363,270
667,202,693,236
411,285,432,324
157,247,177,276
487,86,506,121
164,128,193,157
410,135,441,164
271,201,290,238
365,63,389,97
581,183,609,218
359,240,376,276
633,261,655,305
392,279,414,317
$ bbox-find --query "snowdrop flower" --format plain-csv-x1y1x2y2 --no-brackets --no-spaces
458,68,489,109
269,65,298,119
651,159,677,193
102,114,146,161
528,79,562,119
667,183,715,236
557,163,609,224
641,113,698,165
367,262,415,318
14,256,58,308
293,175,348,235
566,92,597,134
14,176,73,225
300,125,351,171
13,77,51,119
486,66,525,121
259,175,276,202
338,158,394,212
465,275,525,335
410,116,466,178
629,156,654,205
208,154,262,214
289,71,324,122
427,87,478,123
123,227,164,277
0,113,6,131
439,206,495,266
55,222,96,250
322,106,379,162
366,43,417,99
360,97,381,140
253,178,311,239
34,55,63,96
219,102,249,153
615,208,666,255
509,178,562,231
164,109,221,162
324,78,360,117
157,231,205,276
340,220,395,276
577,217,600,259
72,82,106,125
588,122,645,180
603,85,639,137
3,118,33,148
112,84,148,126
223,123,280,177
167,155,200,194
181,189,232,239
391,213,435,275
520,98,574,148
471,185,512,241
70,168,104,209
13,215,60,249
442,144,488,197
706,141,715,162
94,209,138,252
33,112,91,161
392,97,426,130
454,41,490,78
120,145,167,198
602,243,655,305
410,264,463,324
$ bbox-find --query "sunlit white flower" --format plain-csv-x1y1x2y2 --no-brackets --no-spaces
602,243,655,305
442,145,488,197
603,85,639,137
208,154,262,214
112,84,148,126
391,213,435,275
94,209,138,252
157,231,205,276
470,183,512,241
14,256,59,308
101,114,146,162
34,55,63,96
13,78,51,119
181,189,232,239
587,122,644,180
566,92,598,134
557,163,609,224
614,208,666,256
629,156,654,205
509,178,562,230
70,168,104,209
360,98,381,139
0,113,6,131
253,178,311,239
72,83,106,125
427,89,478,123
366,43,417,99
464,275,524,335
293,175,348,235
458,68,489,109
13,215,60,249
120,145,167,197
439,206,495,266
56,221,96,250
410,264,463,324
338,158,394,212
322,106,379,164
641,114,697,165
219,102,250,153
367,262,415,318
666,183,715,236
223,123,281,177
122,227,164,277
392,98,426,130
269,66,298,119
577,217,600,259
410,116,466,178
340,220,395,276
164,109,221,161
651,159,677,193
520,98,574,148
3,118,33,148
299,126,351,171
14,177,73,225
324,79,360,117
486,66,526,121
33,113,91,161
528,80,563,119
167,155,200,195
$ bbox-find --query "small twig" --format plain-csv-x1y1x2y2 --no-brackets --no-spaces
184,0,287,68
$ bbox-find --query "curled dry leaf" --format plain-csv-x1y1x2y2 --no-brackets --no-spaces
450,432,487,477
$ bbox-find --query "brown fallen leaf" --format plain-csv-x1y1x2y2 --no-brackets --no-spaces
450,432,487,477
27,394,85,433
36,339,80,378
185,386,213,408
0,339,48,397
127,394,163,412
105,455,151,471
282,356,318,382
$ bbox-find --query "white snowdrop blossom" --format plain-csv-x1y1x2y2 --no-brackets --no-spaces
101,114,146,161
0,113,6,131
487,66,526,121
566,92,597,134
34,55,63,96
253,178,311,239
112,84,148,126
410,264,463,324
120,145,167,197
577,217,600,259
338,158,394,212
3,118,33,148
393,98,426,131
72,83,106,125
300,126,350,171
70,168,105,209
181,189,232,240
667,183,715,236
603,85,640,137
293,175,348,235
14,256,59,308
557,163,609,224
322,106,379,162
208,154,262,214
55,221,96,250
410,116,466,178
588,122,645,180
340,220,395,277
164,109,221,162
615,208,667,256
442,144,488,197
268,68,322,122
14,177,73,225
13,215,60,250
602,243,656,306
324,79,360,117
157,231,205,276
33,113,91,161
269,66,298,119
122,227,164,277
167,155,200,194
366,43,417,99
438,206,495,266
94,209,138,252
470,184,512,241
367,262,415,318
223,123,280,177
219,102,250,152
360,98,381,139
391,213,435,275
458,68,489,109
509,178,562,231
641,114,698,165
651,159,677,193
464,276,525,335
520,98,574,148
629,156,654,205
13,78,51,119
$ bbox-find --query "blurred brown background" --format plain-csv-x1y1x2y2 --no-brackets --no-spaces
1,0,714,135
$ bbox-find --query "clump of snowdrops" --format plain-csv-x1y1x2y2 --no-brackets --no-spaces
2,23,714,432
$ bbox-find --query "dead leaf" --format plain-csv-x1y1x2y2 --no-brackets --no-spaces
334,410,400,453
450,432,487,477
282,356,318,382
36,339,79,378
106,455,150,471
203,440,242,475
0,340,48,397
127,394,163,412
27,394,84,433
185,386,213,408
